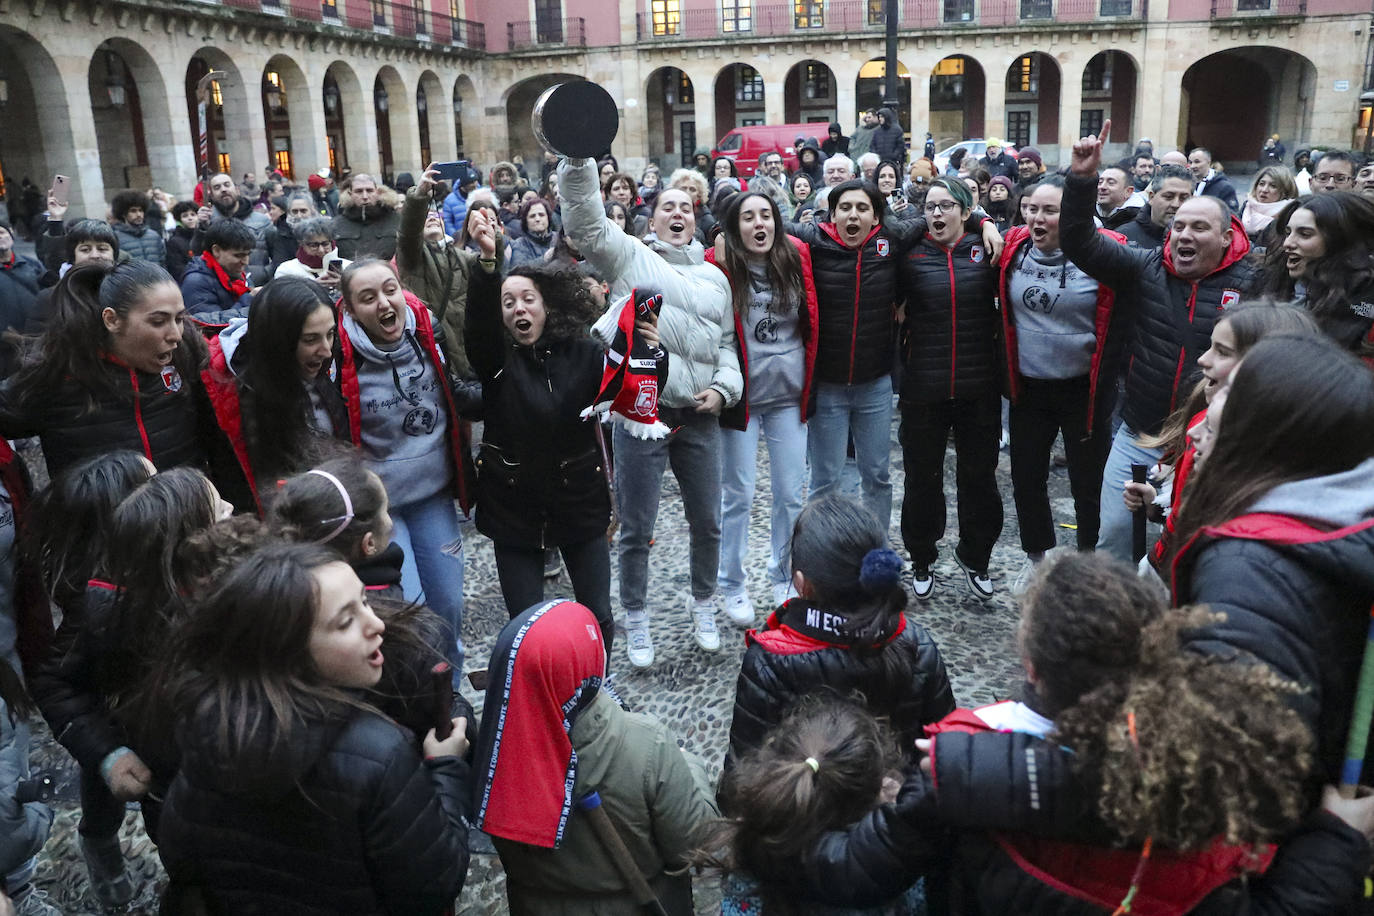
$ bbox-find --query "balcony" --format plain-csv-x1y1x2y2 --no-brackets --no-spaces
199,0,485,49
1210,0,1304,16
633,0,1141,40
507,16,587,49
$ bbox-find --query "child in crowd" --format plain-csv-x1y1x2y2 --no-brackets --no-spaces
473,599,717,915
0,660,57,916
701,698,926,915
155,543,471,914
726,495,954,778
336,258,473,672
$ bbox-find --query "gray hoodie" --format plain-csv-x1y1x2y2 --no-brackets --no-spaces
1246,457,1374,529
342,309,451,508
217,318,336,435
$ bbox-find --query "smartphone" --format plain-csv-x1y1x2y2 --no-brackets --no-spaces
431,160,470,183
325,257,342,274
890,188,906,204
430,661,454,740
50,175,69,208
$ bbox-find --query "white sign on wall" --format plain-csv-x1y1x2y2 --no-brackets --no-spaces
1335,80,1351,92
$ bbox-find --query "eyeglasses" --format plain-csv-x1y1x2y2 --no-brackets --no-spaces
923,200,961,214
301,240,333,250
1313,173,1352,185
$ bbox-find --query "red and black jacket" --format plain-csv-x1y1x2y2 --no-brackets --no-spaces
725,598,954,776
0,440,51,678
337,293,475,515
1171,511,1374,782
998,224,1129,435
898,229,1002,406
200,336,261,515
705,235,821,430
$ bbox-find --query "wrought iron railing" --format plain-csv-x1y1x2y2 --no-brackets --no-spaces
506,16,587,49
1210,0,1304,16
210,0,486,49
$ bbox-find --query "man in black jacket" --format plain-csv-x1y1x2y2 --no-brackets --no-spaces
1187,147,1239,213
870,108,907,166
1118,164,1193,250
1067,122,1256,562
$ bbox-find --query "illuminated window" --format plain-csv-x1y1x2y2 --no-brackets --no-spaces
652,0,681,34
217,152,231,174
322,0,338,18
795,0,824,28
867,0,885,23
804,64,830,99
722,0,752,31
1006,55,1039,94
736,65,763,102
678,71,695,104
273,150,294,179
211,81,223,107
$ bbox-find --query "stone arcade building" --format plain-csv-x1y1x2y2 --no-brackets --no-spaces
0,0,1369,216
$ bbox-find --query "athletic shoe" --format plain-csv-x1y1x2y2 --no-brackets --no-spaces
690,596,721,652
625,614,654,668
772,581,798,607
11,885,61,916
80,833,134,908
543,547,563,579
911,567,936,601
955,554,995,601
721,590,755,626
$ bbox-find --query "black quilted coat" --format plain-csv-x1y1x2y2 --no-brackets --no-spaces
1059,173,1258,436
159,706,471,915
897,230,1001,405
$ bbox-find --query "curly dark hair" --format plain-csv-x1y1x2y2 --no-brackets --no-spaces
1019,552,1167,717
503,263,601,341
1056,606,1313,850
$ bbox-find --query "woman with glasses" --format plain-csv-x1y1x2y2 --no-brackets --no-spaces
273,217,351,295
896,178,1005,602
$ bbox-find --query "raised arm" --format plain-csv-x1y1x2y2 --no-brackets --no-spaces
1061,121,1152,289
462,250,505,380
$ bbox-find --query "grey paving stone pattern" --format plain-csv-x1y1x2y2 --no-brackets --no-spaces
28,408,1082,913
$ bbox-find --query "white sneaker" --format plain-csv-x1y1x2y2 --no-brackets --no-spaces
911,566,936,601
1011,557,1037,597
625,614,654,668
955,554,995,601
722,590,755,626
12,886,61,916
772,582,798,607
690,596,721,651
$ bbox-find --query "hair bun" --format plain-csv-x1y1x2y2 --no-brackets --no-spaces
858,548,902,593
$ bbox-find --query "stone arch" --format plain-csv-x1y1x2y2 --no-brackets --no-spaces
88,37,182,193
1002,51,1061,151
929,55,985,150
452,74,478,159
645,66,696,169
1081,50,1139,149
372,64,414,182
417,69,453,166
325,60,368,175
185,46,250,178
713,63,768,140
856,57,912,137
262,54,311,180
0,24,85,212
1180,46,1314,164
784,59,837,127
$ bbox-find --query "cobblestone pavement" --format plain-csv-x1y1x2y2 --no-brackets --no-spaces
29,407,1082,914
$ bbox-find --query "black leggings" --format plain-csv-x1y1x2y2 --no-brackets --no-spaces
494,537,613,656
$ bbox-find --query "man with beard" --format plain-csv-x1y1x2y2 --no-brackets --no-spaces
331,173,401,261
1015,147,1045,190
195,172,272,281
110,191,166,266
978,138,1018,181
1118,164,1192,250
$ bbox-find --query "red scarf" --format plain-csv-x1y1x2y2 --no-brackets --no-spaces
201,251,249,296
582,286,670,439
0,252,15,269
296,245,327,269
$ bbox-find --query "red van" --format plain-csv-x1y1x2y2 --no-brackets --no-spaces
712,123,830,178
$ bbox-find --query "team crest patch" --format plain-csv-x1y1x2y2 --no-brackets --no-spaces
632,379,659,418
1220,290,1241,308
970,245,985,264
875,238,890,258
160,366,183,392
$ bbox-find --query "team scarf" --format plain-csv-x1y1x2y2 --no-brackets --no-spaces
471,600,607,848
581,286,671,439
201,250,249,296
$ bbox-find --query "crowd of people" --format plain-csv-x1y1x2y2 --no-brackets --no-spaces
0,107,1370,915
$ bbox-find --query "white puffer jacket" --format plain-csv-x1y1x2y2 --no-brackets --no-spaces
559,158,742,410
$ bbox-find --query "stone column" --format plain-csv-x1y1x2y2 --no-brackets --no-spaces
49,50,109,220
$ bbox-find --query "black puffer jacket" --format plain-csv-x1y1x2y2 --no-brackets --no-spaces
159,706,471,916
1172,461,1374,784
464,265,611,549
1060,173,1258,436
790,221,903,388
800,725,1371,914
898,229,1001,405
112,221,166,265
0,356,209,477
1117,205,1165,250
725,600,955,771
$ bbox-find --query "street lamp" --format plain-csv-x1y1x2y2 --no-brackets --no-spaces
452,94,462,115
105,51,127,107
375,85,389,112
265,73,282,112
417,89,427,115
324,83,339,114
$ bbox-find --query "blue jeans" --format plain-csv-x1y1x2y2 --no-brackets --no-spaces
393,494,465,670
719,404,808,594
807,377,894,530
1096,425,1164,563
614,406,721,613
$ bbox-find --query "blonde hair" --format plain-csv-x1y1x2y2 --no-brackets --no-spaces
667,168,709,207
